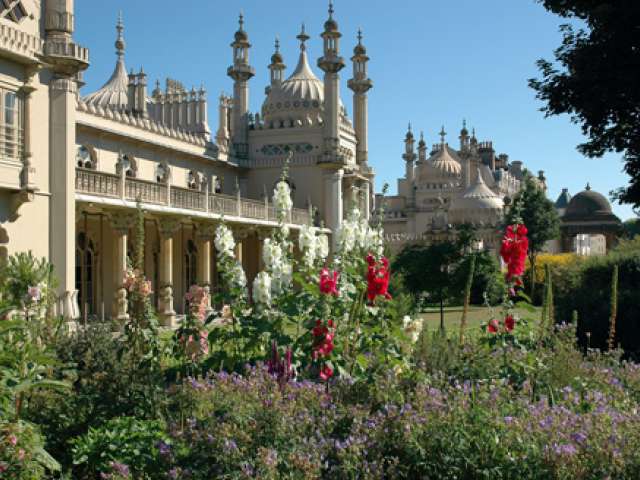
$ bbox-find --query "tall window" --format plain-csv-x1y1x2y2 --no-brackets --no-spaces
184,239,197,292
116,153,137,178
75,233,97,318
0,0,27,23
0,90,23,163
77,145,97,169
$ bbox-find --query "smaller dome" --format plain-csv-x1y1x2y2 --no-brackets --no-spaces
271,52,283,64
354,43,366,55
235,29,248,42
324,18,339,32
563,185,616,221
450,169,504,212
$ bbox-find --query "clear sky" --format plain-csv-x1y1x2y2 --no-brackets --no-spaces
75,0,636,221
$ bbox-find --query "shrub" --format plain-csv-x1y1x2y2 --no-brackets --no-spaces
71,417,168,479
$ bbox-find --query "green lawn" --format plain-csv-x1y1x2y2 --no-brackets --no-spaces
420,305,541,333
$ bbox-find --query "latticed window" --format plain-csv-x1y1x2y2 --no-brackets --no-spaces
0,0,27,23
0,89,23,163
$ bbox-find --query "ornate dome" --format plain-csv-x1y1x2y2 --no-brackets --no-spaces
450,169,504,213
262,46,346,127
428,144,462,177
563,184,617,221
83,15,129,111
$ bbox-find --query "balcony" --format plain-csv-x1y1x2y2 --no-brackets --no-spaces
75,168,313,226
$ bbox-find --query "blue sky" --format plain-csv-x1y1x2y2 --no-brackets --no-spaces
75,0,635,221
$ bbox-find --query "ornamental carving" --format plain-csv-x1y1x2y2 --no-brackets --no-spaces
260,143,313,156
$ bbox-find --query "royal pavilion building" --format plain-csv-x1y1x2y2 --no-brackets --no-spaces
0,1,374,324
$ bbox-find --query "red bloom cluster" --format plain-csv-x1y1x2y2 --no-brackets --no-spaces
312,319,335,381
500,224,529,283
267,340,294,385
366,255,392,303
487,314,516,334
319,268,339,295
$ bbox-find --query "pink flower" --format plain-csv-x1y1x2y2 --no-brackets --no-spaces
367,255,392,303
8,434,17,446
17,449,25,461
319,268,339,295
487,319,499,334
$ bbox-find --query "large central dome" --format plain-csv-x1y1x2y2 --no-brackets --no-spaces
262,46,344,127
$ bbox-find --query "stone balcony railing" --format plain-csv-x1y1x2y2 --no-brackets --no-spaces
75,168,313,226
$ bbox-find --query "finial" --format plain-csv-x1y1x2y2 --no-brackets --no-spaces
357,28,363,44
274,36,280,53
439,125,447,143
408,122,412,133
329,0,334,18
463,119,467,130
586,182,591,191
155,79,160,89
239,11,244,30
297,23,310,51
472,127,476,138
420,131,425,141
115,11,125,59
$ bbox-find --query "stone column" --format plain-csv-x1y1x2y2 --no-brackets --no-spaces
19,69,38,191
362,180,371,220
110,214,133,323
157,219,181,327
196,223,216,317
323,169,344,249
50,75,79,321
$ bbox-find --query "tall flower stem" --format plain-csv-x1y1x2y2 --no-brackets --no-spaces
459,254,476,346
607,264,619,351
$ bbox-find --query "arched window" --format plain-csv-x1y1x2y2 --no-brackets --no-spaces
116,152,137,178
75,232,97,318
76,145,97,169
184,239,198,307
156,162,170,183
187,170,201,190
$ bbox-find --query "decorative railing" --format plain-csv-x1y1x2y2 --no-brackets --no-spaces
75,168,312,226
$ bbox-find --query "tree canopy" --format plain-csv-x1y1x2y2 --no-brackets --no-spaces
529,1,640,210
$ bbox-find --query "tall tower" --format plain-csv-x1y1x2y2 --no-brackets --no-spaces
44,0,89,320
318,1,345,164
227,13,255,159
347,29,372,169
418,131,427,163
459,119,470,151
268,37,286,90
403,124,416,184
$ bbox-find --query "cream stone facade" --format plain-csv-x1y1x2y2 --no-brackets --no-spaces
0,1,373,323
377,123,546,253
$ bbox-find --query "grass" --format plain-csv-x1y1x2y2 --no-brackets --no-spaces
420,304,541,334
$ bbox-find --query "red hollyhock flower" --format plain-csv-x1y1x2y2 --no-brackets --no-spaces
500,224,529,282
319,364,333,381
367,255,392,302
504,315,515,332
487,319,499,334
319,268,339,295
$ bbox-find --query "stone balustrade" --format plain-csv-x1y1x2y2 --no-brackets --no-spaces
75,167,312,225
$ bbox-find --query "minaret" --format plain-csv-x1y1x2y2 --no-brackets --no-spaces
227,13,255,159
347,29,373,169
318,0,346,164
403,123,416,184
459,119,470,151
268,36,286,90
418,131,427,162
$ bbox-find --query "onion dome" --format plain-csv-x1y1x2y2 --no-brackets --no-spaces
234,12,249,42
82,14,129,110
354,29,366,55
563,184,619,222
324,1,339,32
429,144,462,177
271,38,284,64
262,30,345,126
450,168,504,215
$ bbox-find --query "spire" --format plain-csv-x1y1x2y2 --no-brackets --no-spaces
329,0,334,19
586,182,591,191
297,23,310,51
239,11,244,31
275,36,280,53
115,11,125,60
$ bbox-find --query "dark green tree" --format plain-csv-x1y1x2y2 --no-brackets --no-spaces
529,1,640,209
504,176,560,297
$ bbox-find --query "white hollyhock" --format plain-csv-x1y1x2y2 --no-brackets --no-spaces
252,271,272,305
262,238,283,270
273,180,293,215
214,225,236,258
231,262,247,289
271,262,292,296
403,315,424,344
299,224,321,267
317,234,329,261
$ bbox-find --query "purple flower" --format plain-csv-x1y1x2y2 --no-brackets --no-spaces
157,441,171,456
571,432,587,445
224,439,238,453
553,444,578,456
109,462,130,478
167,468,180,479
